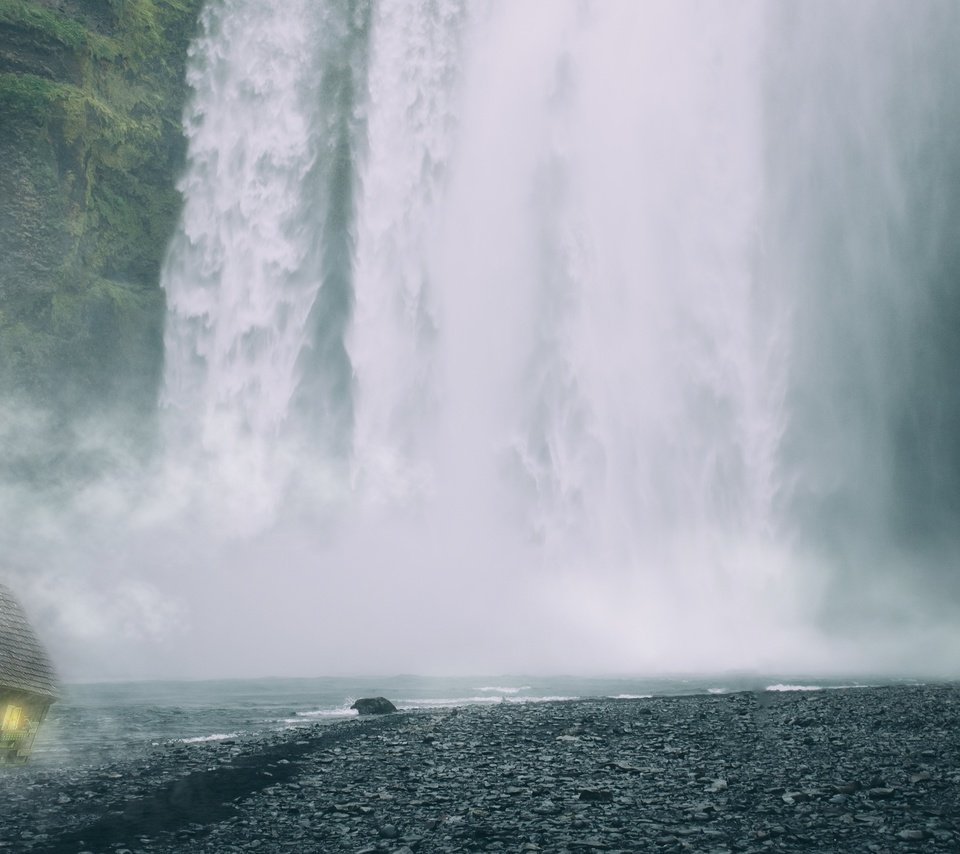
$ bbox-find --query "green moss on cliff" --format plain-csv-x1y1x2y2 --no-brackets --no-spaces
0,69,68,115
0,0,202,413
0,1,99,52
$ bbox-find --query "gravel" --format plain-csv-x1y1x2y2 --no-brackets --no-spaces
3,684,958,853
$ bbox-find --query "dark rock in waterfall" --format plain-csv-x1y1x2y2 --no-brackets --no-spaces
351,697,398,715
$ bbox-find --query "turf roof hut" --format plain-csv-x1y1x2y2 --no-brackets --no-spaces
0,584,58,763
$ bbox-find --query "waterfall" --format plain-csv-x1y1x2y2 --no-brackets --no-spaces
22,0,957,677
162,0,779,534
153,0,799,671
764,2,960,627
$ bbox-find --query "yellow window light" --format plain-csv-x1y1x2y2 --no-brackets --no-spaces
2,705,23,731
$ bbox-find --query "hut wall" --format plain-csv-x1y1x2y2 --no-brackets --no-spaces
0,690,50,763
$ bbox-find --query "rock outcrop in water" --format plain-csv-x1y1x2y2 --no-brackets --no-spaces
0,0,201,415
351,697,398,715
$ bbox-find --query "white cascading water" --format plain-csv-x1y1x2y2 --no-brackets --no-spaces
349,0,466,506
161,0,326,527
2,0,940,678
154,0,813,673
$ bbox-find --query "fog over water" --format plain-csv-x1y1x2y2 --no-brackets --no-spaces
4,0,960,680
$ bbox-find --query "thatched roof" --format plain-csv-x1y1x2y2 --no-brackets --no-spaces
0,584,58,702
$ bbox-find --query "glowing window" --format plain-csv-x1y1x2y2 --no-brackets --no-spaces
1,705,23,731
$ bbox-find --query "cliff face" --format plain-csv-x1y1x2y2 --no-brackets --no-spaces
0,0,202,415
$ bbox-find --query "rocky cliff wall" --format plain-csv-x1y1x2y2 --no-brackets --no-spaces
0,0,202,417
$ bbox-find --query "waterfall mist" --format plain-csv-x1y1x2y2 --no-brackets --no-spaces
3,0,960,680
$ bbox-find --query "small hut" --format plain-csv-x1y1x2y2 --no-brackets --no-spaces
0,584,58,763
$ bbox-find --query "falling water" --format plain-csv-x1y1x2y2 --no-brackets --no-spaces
13,0,960,678
156,0,796,667
764,2,960,633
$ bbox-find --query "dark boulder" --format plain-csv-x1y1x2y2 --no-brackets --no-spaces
351,697,398,715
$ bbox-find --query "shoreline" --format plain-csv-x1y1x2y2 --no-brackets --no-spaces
4,684,959,853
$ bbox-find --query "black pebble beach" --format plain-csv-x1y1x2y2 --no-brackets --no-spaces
3,685,959,853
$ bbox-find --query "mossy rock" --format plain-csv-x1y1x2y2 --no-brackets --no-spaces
0,0,202,420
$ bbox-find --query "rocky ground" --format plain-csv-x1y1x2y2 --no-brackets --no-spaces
1,685,958,853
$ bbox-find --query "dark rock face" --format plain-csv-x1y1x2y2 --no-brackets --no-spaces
351,697,398,715
0,1,203,415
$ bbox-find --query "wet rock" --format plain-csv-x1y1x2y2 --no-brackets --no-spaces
608,760,643,773
351,697,398,715
834,782,860,794
578,789,614,803
3,685,960,854
898,829,927,841
867,787,897,800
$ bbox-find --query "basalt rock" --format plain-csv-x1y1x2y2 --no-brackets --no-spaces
351,697,398,715
4,686,960,853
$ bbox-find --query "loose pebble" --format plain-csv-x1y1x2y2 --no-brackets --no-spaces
1,685,958,852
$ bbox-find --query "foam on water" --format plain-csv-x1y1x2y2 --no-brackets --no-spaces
178,732,241,743
293,707,358,719
477,686,532,694
765,684,824,693
396,695,581,709
765,683,876,693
